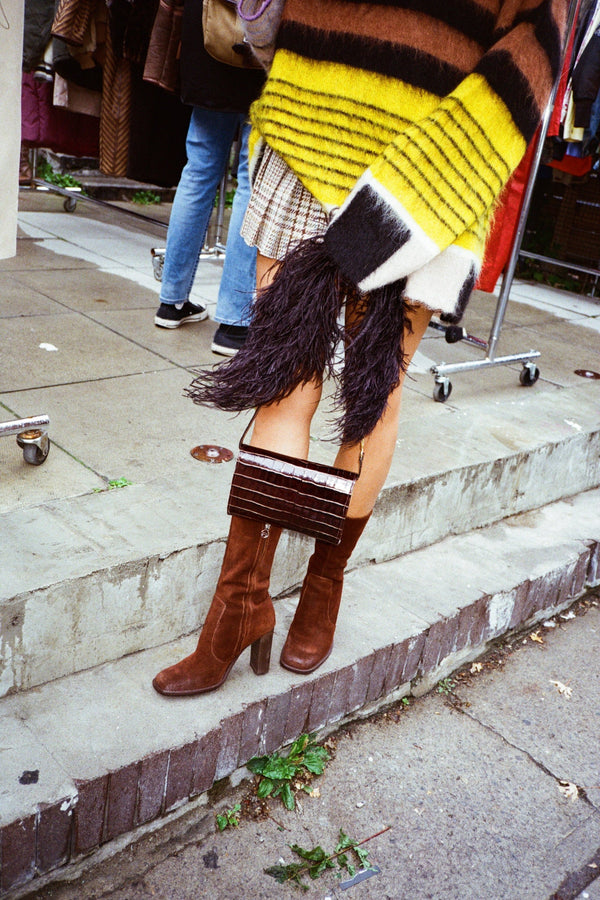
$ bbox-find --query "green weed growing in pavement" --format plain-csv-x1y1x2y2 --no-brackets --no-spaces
93,477,133,493
436,677,455,695
36,158,83,190
215,803,241,831
265,826,389,891
132,190,161,205
246,733,330,811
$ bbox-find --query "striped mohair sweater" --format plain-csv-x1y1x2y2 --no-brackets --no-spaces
249,0,567,319
188,0,567,442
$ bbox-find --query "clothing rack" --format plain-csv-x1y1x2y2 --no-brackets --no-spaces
429,0,580,402
19,137,240,255
21,139,237,282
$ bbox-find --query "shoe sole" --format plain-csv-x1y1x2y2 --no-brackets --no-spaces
154,310,208,328
210,342,240,357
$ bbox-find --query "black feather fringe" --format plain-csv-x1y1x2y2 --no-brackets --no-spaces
185,238,411,445
336,279,410,445
185,237,345,411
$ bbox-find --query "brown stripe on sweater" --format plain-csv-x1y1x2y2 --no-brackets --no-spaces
506,26,554,112
283,0,496,48
284,1,484,71
277,23,465,95
476,48,541,142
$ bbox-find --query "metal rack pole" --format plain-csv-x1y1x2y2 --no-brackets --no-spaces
430,0,579,402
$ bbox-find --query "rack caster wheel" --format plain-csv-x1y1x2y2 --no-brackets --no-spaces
433,378,452,402
519,363,540,387
444,325,466,344
151,248,165,281
16,430,50,466
63,196,77,212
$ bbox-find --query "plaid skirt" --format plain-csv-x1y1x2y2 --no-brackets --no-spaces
241,144,330,260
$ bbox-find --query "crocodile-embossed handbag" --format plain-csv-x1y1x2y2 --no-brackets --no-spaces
227,418,363,545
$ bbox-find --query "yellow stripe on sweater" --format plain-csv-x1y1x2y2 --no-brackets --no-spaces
369,74,527,248
250,50,442,208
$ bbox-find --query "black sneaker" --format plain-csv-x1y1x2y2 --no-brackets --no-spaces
154,301,208,329
211,324,249,356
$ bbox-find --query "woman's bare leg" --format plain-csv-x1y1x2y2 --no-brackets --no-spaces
248,252,431,502
336,302,432,517
249,253,322,459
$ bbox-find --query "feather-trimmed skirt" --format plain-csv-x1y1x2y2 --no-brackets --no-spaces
187,145,419,444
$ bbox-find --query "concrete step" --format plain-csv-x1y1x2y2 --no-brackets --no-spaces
1,487,599,897
1,403,599,698
2,424,600,699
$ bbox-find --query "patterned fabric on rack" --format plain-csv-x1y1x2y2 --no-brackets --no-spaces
52,0,97,46
99,28,131,178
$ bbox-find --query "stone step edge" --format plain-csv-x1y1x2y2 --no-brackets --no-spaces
2,539,599,897
3,426,600,698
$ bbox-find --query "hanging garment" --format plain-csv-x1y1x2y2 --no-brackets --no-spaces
52,0,97,47
126,66,190,186
476,140,537,292
23,0,56,70
21,71,100,155
143,0,184,94
98,25,131,176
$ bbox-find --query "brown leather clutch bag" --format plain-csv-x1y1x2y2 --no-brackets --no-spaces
227,418,363,545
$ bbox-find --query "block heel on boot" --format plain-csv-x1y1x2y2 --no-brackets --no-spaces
250,629,274,675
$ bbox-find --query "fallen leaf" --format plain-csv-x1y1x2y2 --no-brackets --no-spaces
558,781,579,801
588,863,598,869
549,680,573,699
470,662,483,673
530,632,544,644
308,788,321,799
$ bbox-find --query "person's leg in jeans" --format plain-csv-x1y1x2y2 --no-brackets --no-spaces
211,121,256,356
155,107,245,329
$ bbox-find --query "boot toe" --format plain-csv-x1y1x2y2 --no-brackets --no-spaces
280,644,332,674
152,665,186,695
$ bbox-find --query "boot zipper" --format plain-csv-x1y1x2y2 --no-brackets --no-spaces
261,523,271,539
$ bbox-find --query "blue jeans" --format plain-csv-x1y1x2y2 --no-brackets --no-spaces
159,107,255,326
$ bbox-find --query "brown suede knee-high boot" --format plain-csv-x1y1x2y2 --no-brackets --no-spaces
280,514,370,674
153,517,282,696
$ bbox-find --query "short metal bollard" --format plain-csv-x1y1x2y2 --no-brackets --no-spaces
0,415,50,466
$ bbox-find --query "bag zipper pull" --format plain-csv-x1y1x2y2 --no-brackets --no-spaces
261,523,271,539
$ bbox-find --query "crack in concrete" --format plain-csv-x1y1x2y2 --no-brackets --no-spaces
451,696,600,813
448,698,600,900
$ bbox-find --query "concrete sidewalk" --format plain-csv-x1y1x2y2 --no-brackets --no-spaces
15,592,600,900
1,187,599,897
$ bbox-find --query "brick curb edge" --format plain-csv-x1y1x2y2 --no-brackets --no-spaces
2,540,598,897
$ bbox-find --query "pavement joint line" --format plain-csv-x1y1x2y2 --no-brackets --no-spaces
549,845,600,900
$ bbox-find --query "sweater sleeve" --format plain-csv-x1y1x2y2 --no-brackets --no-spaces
324,0,567,293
